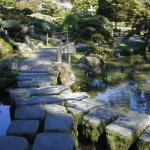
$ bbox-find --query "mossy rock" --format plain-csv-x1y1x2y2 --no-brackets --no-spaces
106,111,150,150
82,108,119,142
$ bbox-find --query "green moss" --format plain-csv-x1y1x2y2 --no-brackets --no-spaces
82,120,103,142
106,126,149,150
137,140,150,150
106,130,133,150
0,38,13,60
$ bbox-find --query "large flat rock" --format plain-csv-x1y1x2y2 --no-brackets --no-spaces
106,111,150,150
44,104,67,114
32,133,74,150
14,105,45,120
15,95,65,106
82,108,119,142
60,92,89,100
44,112,73,133
7,120,39,142
18,72,50,76
9,86,67,99
17,79,51,88
0,136,28,150
137,126,150,150
66,98,106,113
17,75,50,81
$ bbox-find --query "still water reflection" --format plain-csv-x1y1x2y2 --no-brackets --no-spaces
95,81,150,114
0,105,11,136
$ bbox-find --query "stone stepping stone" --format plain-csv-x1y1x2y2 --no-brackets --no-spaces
0,136,29,150
106,111,150,150
9,86,67,99
82,108,119,142
32,133,74,150
44,104,67,114
14,105,45,120
15,95,65,106
66,98,106,113
17,79,51,88
60,92,90,100
17,75,50,81
44,112,73,133
137,126,150,150
7,120,39,142
19,65,53,72
18,72,50,76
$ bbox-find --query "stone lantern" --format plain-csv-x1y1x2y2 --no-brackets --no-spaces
88,6,95,16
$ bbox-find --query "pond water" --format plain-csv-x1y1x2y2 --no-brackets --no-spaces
89,80,150,115
0,105,11,136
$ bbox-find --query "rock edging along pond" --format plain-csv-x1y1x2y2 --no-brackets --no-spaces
1,48,150,150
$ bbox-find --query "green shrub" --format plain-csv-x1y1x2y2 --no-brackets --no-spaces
85,41,96,54
1,19,20,29
22,8,33,15
71,69,92,92
82,27,96,39
95,46,105,54
92,33,105,43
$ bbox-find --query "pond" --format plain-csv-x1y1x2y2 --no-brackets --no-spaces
92,80,150,114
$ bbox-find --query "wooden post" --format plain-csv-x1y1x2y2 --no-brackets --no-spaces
57,47,62,63
46,33,49,46
66,32,69,43
68,54,71,64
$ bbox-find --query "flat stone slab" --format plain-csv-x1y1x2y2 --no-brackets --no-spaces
17,75,50,81
9,86,67,99
137,126,150,150
106,111,150,150
17,79,51,88
32,133,74,150
7,120,39,142
82,108,119,142
15,95,65,106
44,104,67,114
60,92,89,100
0,136,28,150
44,112,73,133
66,98,107,113
14,105,45,120
18,72,50,76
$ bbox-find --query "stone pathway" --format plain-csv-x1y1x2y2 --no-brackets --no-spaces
1,48,150,150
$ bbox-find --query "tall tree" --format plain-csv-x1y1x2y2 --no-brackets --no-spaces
98,0,145,27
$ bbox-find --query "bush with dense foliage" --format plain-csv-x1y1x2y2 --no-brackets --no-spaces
63,14,114,44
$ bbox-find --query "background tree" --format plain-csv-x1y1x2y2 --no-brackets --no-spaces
98,0,145,28
73,0,98,14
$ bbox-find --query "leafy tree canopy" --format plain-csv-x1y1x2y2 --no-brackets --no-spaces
73,0,98,14
98,0,146,23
